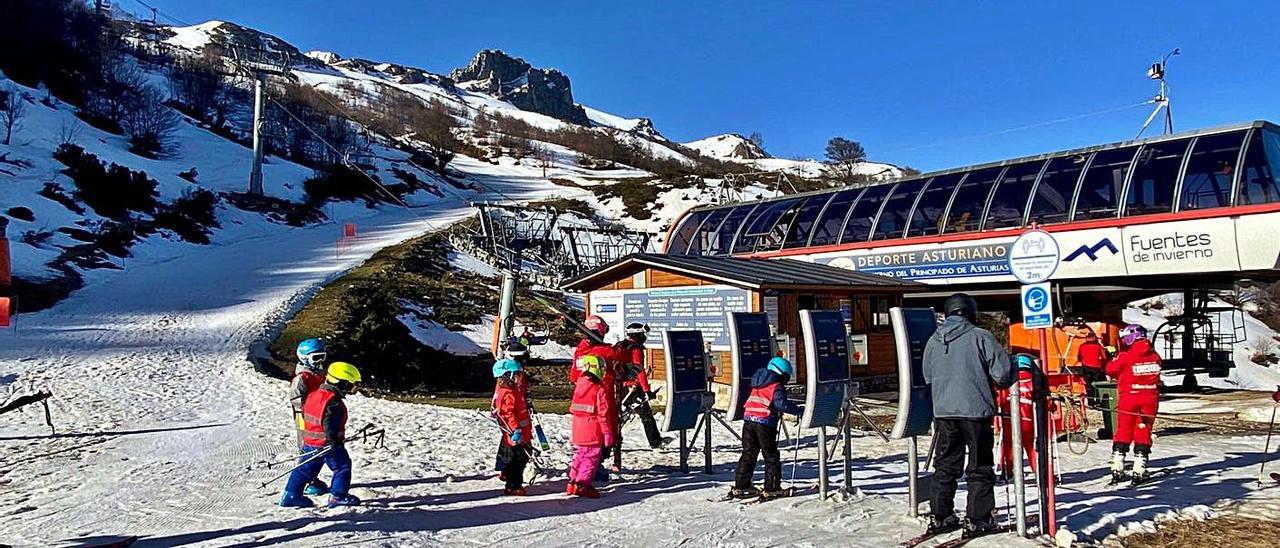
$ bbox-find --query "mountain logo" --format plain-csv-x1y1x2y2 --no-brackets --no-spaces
1065,238,1118,262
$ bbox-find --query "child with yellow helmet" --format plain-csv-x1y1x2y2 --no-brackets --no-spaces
281,361,362,508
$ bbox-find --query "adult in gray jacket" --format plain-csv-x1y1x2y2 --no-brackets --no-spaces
922,293,1013,538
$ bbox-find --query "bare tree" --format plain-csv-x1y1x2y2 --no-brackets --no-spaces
120,82,181,157
823,137,867,182
0,86,28,145
407,99,459,172
748,131,765,153
168,52,233,130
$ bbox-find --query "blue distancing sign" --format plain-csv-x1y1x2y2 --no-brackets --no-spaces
1021,282,1053,329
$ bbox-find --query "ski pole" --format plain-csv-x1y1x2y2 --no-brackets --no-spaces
788,422,801,489
259,444,334,489
1259,403,1278,484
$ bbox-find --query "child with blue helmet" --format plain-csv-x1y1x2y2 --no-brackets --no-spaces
731,356,803,499
491,339,532,494
288,338,330,496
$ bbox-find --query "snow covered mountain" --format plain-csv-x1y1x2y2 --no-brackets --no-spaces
684,133,769,160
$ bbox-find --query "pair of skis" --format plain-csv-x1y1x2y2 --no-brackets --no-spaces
1105,468,1173,489
710,486,805,505
900,523,1022,548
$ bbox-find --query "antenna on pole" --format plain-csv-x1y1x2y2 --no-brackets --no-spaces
1136,48,1179,139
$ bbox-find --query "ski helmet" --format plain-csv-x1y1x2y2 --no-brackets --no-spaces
1119,324,1148,347
326,361,362,384
1014,353,1038,371
625,322,649,343
943,293,978,321
576,354,606,380
766,356,794,377
584,315,609,337
492,357,523,379
296,338,327,368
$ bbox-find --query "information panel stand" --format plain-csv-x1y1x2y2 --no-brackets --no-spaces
662,330,738,474
799,310,853,500
888,307,939,517
727,312,776,421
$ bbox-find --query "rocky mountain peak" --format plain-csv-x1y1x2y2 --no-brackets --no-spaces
450,49,590,126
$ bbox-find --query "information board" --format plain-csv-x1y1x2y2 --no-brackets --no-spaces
727,312,775,421
889,307,938,439
799,310,851,429
590,285,750,350
661,330,709,431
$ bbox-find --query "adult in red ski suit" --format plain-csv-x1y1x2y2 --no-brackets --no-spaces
1076,331,1109,404
1105,324,1162,482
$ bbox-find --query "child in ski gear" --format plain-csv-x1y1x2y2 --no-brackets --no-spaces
613,323,665,467
281,361,362,508
493,344,533,496
571,315,622,478
492,339,531,480
996,355,1039,476
732,357,804,499
1105,324,1162,485
289,338,329,495
922,293,1013,537
567,354,615,498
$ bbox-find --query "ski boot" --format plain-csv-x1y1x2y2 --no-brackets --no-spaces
926,513,961,536
574,484,601,499
728,486,760,499
327,494,361,508
759,488,790,501
961,516,999,539
566,481,579,496
503,487,528,496
1130,453,1150,487
1109,450,1127,485
279,492,314,508
304,479,329,496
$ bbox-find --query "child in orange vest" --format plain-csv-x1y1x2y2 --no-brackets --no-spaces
281,361,362,508
567,352,615,498
731,357,803,499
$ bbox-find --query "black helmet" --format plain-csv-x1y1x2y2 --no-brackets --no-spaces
943,293,977,321
625,322,649,342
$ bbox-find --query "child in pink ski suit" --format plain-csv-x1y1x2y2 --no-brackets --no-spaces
567,353,615,498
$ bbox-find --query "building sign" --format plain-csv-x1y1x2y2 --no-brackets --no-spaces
815,242,1011,281
590,285,750,350
1121,218,1239,276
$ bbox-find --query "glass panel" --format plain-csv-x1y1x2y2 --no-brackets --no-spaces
1074,146,1137,220
809,188,862,246
1238,129,1280,205
871,179,928,240
1124,139,1191,216
733,198,801,253
905,173,963,238
1028,154,1089,226
840,184,894,243
943,167,1002,233
985,161,1047,229
665,210,708,255
707,205,756,255
1180,131,1245,211
783,193,835,248
689,208,729,255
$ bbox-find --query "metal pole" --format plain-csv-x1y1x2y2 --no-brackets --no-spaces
1038,328,1056,536
495,270,518,352
843,406,853,492
1010,378,1027,537
680,429,689,474
704,410,713,474
248,73,266,195
818,426,828,499
907,436,919,517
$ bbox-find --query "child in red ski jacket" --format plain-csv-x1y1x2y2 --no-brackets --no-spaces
567,353,615,498
996,356,1039,476
493,348,533,496
1106,324,1162,484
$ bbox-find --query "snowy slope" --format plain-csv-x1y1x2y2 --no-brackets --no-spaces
684,134,902,179
684,133,768,160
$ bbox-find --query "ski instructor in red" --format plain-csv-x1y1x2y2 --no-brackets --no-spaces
1106,324,1162,486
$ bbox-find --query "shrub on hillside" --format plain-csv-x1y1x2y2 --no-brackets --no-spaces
304,164,403,206
38,182,85,214
53,144,158,218
90,220,138,258
6,206,35,222
152,188,220,244
594,179,662,220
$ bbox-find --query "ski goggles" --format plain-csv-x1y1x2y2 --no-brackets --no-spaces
303,352,327,365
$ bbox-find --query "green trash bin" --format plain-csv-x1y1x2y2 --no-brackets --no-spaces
1093,381,1118,440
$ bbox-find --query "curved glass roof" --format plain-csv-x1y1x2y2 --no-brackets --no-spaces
667,121,1280,256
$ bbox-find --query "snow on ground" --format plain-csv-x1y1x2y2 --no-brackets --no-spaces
582,106,648,133
1123,294,1280,391
398,302,489,356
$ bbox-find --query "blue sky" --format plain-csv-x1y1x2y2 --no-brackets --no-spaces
132,1,1280,172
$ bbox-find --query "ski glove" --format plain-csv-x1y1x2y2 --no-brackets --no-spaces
510,430,524,444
